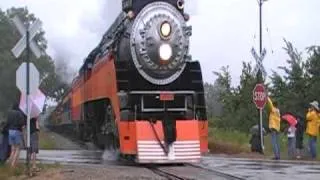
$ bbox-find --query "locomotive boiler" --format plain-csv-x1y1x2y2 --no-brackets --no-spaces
53,0,208,164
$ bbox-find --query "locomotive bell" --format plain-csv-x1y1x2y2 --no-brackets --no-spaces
130,1,191,85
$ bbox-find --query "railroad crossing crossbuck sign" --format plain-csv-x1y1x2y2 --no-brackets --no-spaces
251,47,267,79
11,15,43,173
11,16,42,58
253,83,267,109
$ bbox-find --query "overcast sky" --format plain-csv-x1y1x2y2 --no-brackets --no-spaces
1,0,319,85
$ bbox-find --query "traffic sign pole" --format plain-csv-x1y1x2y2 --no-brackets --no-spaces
253,84,267,153
26,25,31,174
259,108,264,150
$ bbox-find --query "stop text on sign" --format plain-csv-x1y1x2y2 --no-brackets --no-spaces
253,83,267,109
254,91,266,101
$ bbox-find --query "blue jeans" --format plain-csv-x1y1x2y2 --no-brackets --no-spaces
288,137,296,159
8,130,22,146
271,130,280,159
308,136,317,159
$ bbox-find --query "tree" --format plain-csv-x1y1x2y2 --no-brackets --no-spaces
212,63,259,132
270,39,308,117
206,39,319,133
305,45,320,104
204,82,223,118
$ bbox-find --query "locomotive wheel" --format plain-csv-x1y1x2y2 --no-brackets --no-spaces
84,111,95,142
91,117,99,147
96,104,120,150
76,123,85,141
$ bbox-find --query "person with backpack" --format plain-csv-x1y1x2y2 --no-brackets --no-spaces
249,124,265,154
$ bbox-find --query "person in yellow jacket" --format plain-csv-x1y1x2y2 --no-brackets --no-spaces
266,97,281,160
306,101,320,159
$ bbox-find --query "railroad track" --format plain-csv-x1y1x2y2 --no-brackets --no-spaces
45,126,244,179
144,164,244,180
147,166,188,180
187,164,245,180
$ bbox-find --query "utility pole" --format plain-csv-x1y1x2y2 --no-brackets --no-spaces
257,0,264,154
259,0,263,55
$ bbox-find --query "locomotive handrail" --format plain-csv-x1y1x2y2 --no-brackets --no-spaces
129,90,195,94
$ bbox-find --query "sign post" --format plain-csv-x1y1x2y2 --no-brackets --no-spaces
253,83,267,150
11,16,42,175
251,47,267,152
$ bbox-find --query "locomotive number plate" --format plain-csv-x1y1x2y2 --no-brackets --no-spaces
160,92,174,101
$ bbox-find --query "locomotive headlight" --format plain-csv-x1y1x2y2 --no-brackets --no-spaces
160,22,171,37
159,44,172,61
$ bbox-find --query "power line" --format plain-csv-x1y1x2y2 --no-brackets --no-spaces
265,27,274,54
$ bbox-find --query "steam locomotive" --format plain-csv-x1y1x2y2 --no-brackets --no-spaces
50,0,208,164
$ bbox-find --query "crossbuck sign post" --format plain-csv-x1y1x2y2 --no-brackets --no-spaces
11,16,42,174
251,47,267,151
253,84,267,150
251,47,267,79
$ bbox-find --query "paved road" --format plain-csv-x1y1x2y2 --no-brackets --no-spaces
18,150,238,180
18,130,319,179
200,156,320,180
19,150,320,180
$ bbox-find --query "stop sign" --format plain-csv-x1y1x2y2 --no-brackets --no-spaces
253,83,267,109
16,62,39,95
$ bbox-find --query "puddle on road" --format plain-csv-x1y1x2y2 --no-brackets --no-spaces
308,167,320,171
240,166,264,170
296,171,320,174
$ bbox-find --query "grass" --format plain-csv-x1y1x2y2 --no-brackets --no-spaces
39,131,56,149
208,128,251,154
208,127,320,160
0,163,61,180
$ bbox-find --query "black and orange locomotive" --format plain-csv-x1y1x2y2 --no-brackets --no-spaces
51,0,208,164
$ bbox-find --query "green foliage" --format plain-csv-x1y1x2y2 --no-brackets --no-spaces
211,62,261,132
207,39,320,134
39,131,57,149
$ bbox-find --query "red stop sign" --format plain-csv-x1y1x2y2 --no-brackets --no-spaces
253,83,267,109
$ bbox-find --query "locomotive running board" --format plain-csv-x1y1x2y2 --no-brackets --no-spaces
129,91,195,95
